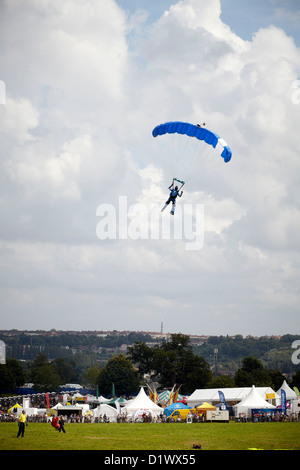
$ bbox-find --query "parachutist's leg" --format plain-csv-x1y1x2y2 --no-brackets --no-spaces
170,201,176,215
161,198,170,212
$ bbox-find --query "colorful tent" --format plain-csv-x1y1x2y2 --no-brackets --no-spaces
164,402,190,417
8,403,22,413
157,390,186,405
196,402,216,411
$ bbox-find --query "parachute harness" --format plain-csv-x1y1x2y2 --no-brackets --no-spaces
173,178,185,190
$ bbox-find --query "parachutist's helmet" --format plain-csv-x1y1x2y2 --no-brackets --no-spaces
175,186,178,190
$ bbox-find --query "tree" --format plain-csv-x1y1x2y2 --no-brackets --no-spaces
32,364,60,392
127,342,154,377
97,354,140,396
182,352,212,393
267,369,285,391
128,334,212,394
51,358,78,384
7,358,26,388
152,336,212,393
235,357,272,387
30,352,49,375
208,375,235,389
0,359,26,392
0,364,13,392
85,364,101,387
30,353,60,392
291,370,300,391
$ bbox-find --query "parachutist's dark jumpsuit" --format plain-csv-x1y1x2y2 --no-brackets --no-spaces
161,185,183,214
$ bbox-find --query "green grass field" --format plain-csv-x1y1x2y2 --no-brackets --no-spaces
0,421,299,451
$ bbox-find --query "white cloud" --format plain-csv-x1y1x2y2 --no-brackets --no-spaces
0,97,39,142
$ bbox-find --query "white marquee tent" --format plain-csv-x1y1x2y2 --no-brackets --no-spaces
233,386,276,418
187,386,279,407
93,404,118,422
122,387,164,418
97,395,112,404
51,402,90,416
276,380,297,402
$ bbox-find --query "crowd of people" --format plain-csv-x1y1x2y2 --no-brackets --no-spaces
236,411,299,422
0,411,48,423
0,393,57,413
1,393,299,426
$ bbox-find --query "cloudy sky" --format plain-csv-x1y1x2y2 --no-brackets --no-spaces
0,0,300,336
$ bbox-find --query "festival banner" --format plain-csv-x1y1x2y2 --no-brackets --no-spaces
173,385,182,403
147,384,155,402
166,385,176,406
218,390,227,410
281,389,286,414
45,392,50,409
154,387,158,404
147,383,158,404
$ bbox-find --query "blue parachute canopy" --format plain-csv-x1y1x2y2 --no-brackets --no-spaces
152,121,232,163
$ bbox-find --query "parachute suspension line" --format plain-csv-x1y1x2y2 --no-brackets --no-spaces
184,144,223,186
159,134,175,182
171,133,185,179
182,137,206,181
165,132,191,183
173,136,213,186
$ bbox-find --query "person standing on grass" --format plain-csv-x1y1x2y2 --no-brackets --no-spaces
58,416,66,433
17,410,27,438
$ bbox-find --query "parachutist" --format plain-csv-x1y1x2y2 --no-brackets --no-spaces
161,179,183,215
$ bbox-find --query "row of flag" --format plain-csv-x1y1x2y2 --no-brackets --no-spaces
147,383,182,406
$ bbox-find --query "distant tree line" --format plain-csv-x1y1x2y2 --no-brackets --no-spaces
193,334,300,375
1,332,298,377
1,331,155,361
1,334,299,397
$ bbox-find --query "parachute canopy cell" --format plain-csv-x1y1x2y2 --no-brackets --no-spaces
152,121,232,163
